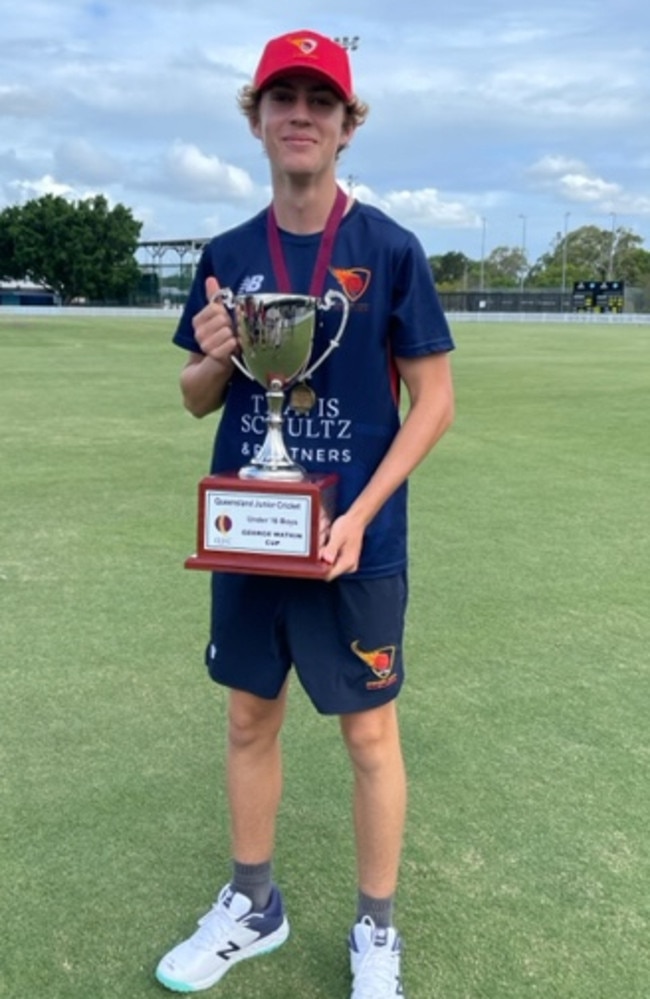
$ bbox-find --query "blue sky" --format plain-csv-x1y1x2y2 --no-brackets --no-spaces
1,0,649,264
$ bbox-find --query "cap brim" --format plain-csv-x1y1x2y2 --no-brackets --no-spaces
257,66,350,102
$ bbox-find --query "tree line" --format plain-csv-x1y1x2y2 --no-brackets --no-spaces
0,194,142,304
430,226,650,291
1,194,650,304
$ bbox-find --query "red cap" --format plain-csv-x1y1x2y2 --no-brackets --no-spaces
253,30,354,103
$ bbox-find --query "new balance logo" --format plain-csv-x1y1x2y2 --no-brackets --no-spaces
216,940,242,962
237,274,265,294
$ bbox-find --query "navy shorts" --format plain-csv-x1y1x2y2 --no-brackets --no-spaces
205,572,408,715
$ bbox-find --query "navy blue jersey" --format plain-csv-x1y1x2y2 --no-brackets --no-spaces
174,200,454,577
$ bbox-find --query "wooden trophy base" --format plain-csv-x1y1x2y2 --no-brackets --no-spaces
184,471,338,578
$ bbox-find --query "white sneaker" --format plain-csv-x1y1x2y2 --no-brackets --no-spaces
349,916,405,998
156,884,289,992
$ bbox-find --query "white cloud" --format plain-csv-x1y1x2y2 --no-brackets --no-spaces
8,175,77,201
528,156,587,179
527,155,650,216
163,141,257,203
372,187,480,229
558,174,621,205
6,173,122,209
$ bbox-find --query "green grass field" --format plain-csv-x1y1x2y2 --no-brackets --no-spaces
1,314,648,999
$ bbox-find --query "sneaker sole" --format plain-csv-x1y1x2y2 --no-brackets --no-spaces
155,918,290,993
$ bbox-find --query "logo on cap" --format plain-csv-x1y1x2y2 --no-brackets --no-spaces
289,36,318,56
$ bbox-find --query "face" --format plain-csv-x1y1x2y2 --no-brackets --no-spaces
252,75,354,181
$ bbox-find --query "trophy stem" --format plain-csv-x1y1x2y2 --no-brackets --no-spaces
239,380,306,481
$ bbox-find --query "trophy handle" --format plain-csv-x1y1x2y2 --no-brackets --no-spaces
302,290,350,380
230,356,255,380
209,286,256,381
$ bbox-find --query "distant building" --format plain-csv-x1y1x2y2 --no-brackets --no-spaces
0,280,58,306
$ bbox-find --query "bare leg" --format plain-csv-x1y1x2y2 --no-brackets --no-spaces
227,683,288,863
340,700,407,898
154,685,290,992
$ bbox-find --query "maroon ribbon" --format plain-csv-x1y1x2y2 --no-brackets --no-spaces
267,185,347,297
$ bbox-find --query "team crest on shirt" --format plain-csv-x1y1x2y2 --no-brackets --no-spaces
351,640,399,690
330,267,371,302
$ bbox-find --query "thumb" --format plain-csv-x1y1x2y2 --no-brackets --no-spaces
205,274,221,304
318,535,338,566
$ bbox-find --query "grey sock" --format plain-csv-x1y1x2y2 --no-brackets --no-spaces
357,890,395,929
231,860,273,912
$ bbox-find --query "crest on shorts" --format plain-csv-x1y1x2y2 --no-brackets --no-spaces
351,640,398,690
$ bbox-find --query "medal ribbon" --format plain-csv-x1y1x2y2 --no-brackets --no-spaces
267,185,347,297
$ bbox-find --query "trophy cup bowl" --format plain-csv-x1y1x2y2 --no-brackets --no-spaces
234,293,317,390
184,288,349,578
218,289,349,481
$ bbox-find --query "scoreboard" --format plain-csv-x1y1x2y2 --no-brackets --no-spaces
572,280,625,313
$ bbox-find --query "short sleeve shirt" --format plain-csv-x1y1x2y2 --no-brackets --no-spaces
174,200,454,577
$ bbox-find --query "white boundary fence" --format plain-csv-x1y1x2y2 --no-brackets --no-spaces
1,306,650,326
446,311,650,325
0,305,181,319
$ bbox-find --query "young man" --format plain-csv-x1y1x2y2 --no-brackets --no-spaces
156,29,454,999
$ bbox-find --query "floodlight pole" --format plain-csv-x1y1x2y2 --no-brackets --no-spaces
561,211,571,301
333,38,360,194
479,216,487,291
518,213,527,292
607,212,617,280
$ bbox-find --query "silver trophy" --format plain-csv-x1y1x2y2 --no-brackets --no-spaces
214,289,349,481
